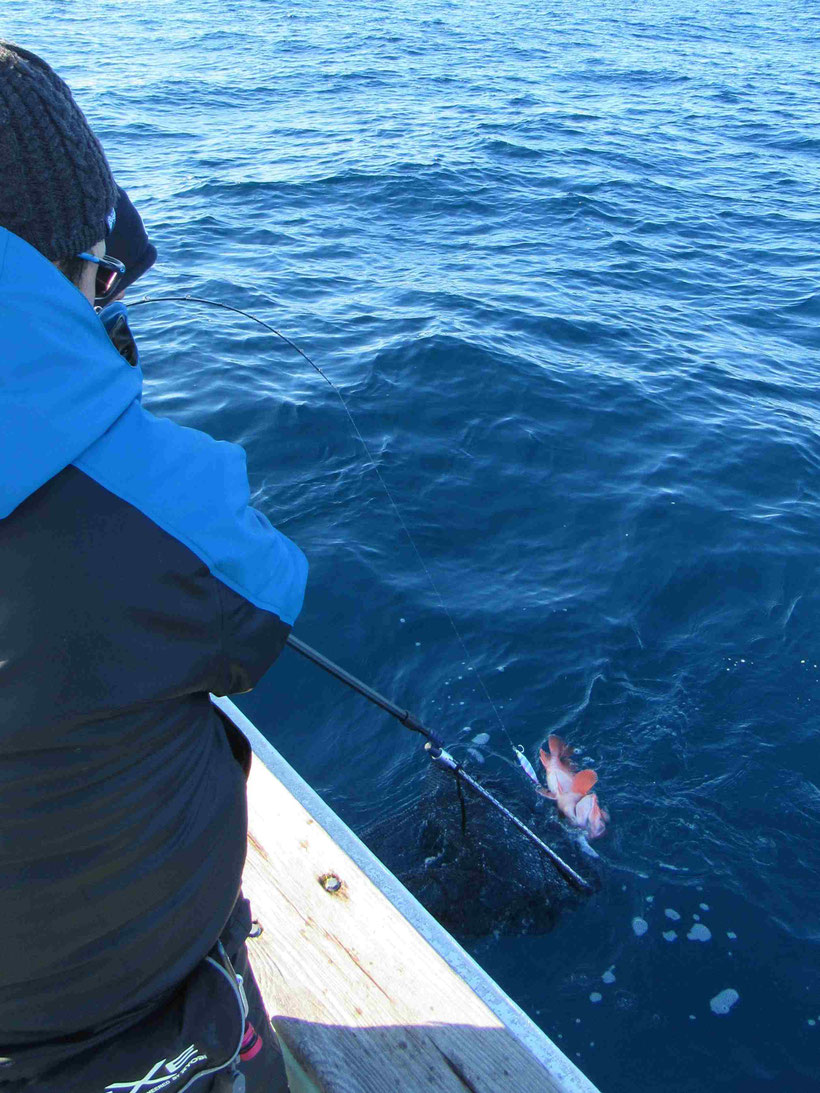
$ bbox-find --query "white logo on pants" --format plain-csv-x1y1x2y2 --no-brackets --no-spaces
104,1044,207,1093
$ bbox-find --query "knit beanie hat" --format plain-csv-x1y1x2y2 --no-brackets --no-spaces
0,41,117,263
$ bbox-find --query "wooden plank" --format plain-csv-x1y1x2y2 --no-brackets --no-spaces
215,698,600,1093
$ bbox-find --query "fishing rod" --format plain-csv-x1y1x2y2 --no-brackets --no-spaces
129,293,525,767
129,295,593,893
287,634,591,893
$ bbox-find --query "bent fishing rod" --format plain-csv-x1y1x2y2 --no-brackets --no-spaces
129,293,526,768
286,634,591,894
129,295,592,894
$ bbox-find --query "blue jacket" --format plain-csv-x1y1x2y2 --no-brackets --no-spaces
0,228,308,1043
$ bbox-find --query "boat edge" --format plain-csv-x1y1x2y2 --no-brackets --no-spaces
212,694,600,1093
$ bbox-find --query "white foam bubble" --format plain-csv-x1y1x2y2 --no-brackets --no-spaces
632,917,649,937
688,924,712,942
693,914,701,921
808,1019,816,1027
590,992,602,1003
699,903,710,911
727,931,737,940
602,968,616,984
710,989,739,1016
471,732,490,746
646,895,654,903
664,908,681,921
663,930,678,942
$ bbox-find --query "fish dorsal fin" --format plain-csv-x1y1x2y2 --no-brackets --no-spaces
572,769,598,796
548,735,568,758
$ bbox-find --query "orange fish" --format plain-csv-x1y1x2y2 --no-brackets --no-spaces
538,735,609,839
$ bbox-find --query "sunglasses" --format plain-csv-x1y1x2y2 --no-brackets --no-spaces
77,251,127,301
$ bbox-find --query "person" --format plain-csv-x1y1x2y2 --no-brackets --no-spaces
0,41,306,1092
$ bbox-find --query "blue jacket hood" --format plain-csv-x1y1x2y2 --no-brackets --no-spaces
0,227,141,518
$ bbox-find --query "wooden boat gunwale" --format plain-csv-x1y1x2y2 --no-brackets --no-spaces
214,694,601,1092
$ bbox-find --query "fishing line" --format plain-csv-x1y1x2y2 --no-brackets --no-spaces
130,296,592,891
130,293,522,759
455,773,468,840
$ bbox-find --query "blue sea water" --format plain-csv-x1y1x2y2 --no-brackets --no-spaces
8,1,820,1089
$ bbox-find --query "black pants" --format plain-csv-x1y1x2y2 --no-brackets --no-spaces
0,906,289,1093
210,923,290,1093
